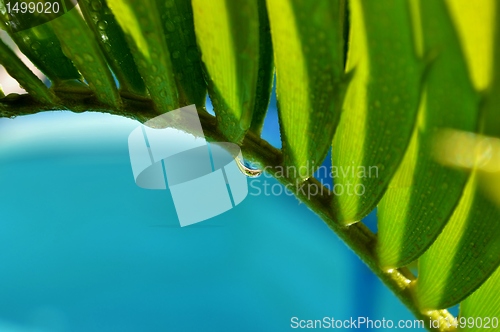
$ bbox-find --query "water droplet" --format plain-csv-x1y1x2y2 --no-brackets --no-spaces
91,0,102,11
235,158,262,178
31,42,41,50
89,11,99,21
173,16,181,23
165,0,174,8
172,51,180,59
151,65,158,72
97,20,107,30
375,100,381,108
95,79,103,86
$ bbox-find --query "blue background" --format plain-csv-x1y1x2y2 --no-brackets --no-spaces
0,96,435,331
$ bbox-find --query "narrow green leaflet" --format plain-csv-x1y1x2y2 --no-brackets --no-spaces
192,0,272,143
415,0,500,311
250,0,274,135
376,0,478,268
460,267,500,332
446,0,495,91
477,2,500,139
0,14,81,84
50,7,121,107
267,0,346,181
331,0,421,224
416,174,500,310
0,38,57,104
79,0,146,96
107,0,179,113
156,0,207,107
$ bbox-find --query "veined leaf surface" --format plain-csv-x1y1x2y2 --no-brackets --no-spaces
460,267,500,332
192,0,273,142
331,0,421,223
156,0,207,107
79,0,147,96
267,0,346,181
50,7,121,107
415,0,500,311
376,0,478,268
107,0,179,112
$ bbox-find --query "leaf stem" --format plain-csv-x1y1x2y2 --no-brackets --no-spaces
0,92,456,331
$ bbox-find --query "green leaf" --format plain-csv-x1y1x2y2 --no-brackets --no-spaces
79,0,147,96
0,16,82,84
376,0,478,268
49,7,121,107
192,0,272,142
416,173,500,310
460,267,500,332
156,0,207,107
416,0,500,310
267,0,346,180
331,0,421,223
446,0,495,91
249,0,274,135
107,0,179,112
0,38,58,104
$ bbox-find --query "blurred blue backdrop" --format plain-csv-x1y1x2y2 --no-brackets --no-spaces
0,96,428,331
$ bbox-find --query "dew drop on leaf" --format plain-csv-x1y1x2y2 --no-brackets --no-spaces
91,0,102,11
97,21,108,30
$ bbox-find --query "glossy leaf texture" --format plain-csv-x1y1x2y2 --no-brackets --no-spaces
192,0,272,143
331,0,421,223
415,0,500,311
79,0,147,96
267,0,346,181
0,38,58,104
107,0,179,112
156,0,207,107
49,7,121,107
376,0,478,268
416,173,500,310
250,0,274,135
0,13,81,85
460,267,500,331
